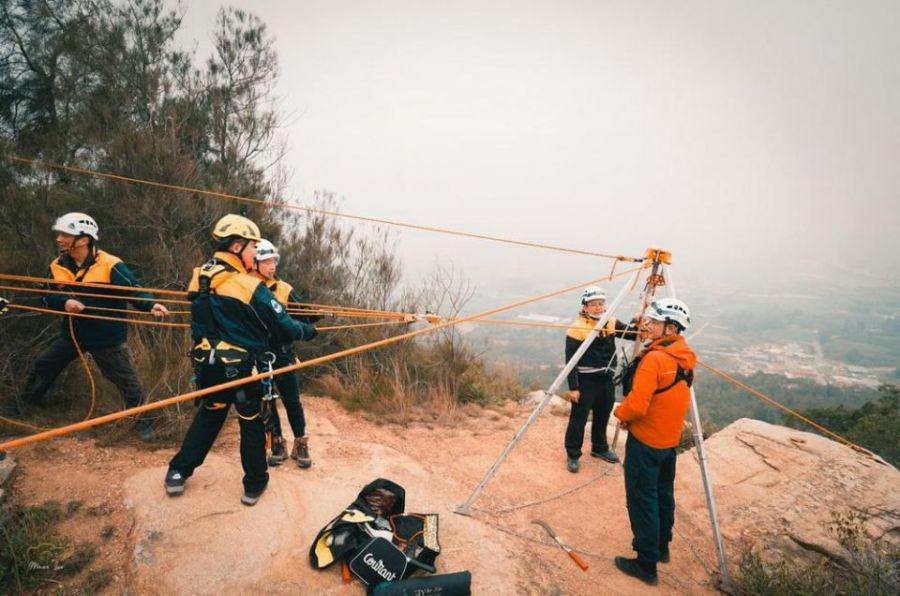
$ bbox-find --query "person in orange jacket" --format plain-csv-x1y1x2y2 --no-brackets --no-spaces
613,298,696,586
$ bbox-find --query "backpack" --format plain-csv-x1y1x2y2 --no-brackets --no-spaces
619,339,694,396
309,478,441,582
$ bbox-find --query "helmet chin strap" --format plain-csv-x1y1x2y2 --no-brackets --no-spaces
234,238,250,258
62,236,91,256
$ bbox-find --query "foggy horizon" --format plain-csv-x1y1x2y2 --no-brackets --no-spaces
177,0,900,300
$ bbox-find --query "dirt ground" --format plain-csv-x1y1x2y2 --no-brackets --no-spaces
5,396,723,595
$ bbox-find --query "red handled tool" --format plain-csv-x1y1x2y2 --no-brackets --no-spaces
532,519,589,571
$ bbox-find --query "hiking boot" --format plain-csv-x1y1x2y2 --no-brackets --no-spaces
165,468,186,496
659,547,670,564
290,436,312,469
268,436,287,466
135,420,156,442
567,458,580,473
241,484,267,506
590,448,620,464
614,556,658,586
1,400,23,418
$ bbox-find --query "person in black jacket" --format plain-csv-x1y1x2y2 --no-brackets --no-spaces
3,212,169,440
251,239,319,468
563,285,636,472
165,215,317,506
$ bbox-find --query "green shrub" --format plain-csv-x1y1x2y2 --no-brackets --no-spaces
733,511,900,596
0,502,70,593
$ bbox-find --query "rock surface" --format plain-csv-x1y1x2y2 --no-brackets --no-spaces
5,403,899,594
678,418,900,566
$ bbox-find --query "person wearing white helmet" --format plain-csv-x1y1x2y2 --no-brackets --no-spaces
3,212,169,440
166,215,318,506
612,297,696,586
251,239,320,468
563,285,639,473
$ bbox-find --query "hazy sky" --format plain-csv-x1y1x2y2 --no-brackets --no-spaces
178,1,900,300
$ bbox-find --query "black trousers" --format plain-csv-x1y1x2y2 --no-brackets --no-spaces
266,353,307,439
169,365,268,493
21,336,146,412
564,372,615,459
624,433,676,565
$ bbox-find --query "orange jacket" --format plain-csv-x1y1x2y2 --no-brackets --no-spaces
614,335,697,449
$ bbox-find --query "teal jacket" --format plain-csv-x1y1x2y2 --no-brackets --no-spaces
187,251,316,357
43,248,156,350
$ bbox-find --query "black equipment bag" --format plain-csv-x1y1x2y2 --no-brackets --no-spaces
389,512,440,575
310,478,406,570
349,537,408,585
369,571,472,596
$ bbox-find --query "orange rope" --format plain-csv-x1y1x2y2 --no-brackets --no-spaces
7,298,649,335
286,300,410,317
286,308,408,320
69,316,97,421
77,305,188,316
453,317,641,334
0,282,191,305
7,155,643,262
1,277,415,318
0,273,185,296
0,415,45,432
316,320,410,331
0,265,643,450
7,303,190,328
82,306,190,316
696,360,873,455
6,302,408,333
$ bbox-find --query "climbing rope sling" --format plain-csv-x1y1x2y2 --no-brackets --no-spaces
0,266,644,453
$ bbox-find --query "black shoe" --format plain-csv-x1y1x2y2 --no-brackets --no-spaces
590,449,620,464
567,458,580,473
241,484,267,506
659,548,670,564
165,468,186,496
135,420,156,441
1,400,23,418
614,556,658,586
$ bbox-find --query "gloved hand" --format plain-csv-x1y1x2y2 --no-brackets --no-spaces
300,323,318,341
0,297,9,316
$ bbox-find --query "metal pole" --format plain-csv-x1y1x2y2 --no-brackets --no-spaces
688,388,732,590
668,266,732,591
455,266,643,514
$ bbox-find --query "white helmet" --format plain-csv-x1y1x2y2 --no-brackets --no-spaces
255,238,279,263
52,212,99,241
645,298,691,331
580,285,606,305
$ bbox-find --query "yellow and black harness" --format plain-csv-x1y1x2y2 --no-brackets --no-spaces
189,258,253,368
